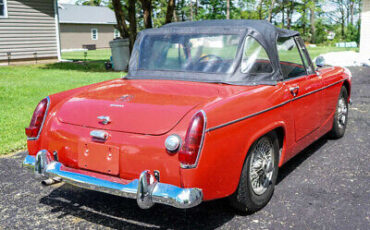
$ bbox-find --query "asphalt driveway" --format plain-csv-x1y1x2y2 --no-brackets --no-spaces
0,67,369,230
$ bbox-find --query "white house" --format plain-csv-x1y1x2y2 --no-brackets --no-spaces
360,0,370,56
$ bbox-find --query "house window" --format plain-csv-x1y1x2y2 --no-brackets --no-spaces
91,28,98,40
0,0,8,18
114,29,120,39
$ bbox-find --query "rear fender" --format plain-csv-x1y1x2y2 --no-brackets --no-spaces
240,121,287,172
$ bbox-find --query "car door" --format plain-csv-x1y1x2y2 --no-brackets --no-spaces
278,36,323,142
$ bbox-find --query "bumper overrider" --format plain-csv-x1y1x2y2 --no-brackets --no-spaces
22,150,203,209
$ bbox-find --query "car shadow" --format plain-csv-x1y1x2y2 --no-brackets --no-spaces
39,185,235,229
276,135,328,185
41,61,120,73
38,136,329,228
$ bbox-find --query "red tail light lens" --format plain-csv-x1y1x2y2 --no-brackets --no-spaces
179,111,206,168
25,98,49,139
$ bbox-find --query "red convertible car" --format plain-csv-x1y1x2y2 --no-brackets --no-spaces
23,20,351,213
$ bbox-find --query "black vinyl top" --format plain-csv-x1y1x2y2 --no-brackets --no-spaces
162,20,299,38
127,20,300,85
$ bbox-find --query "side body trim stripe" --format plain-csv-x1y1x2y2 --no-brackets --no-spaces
206,79,345,132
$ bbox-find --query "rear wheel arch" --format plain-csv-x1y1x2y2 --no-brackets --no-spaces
244,124,286,162
229,127,282,213
342,80,351,102
329,86,349,139
274,126,285,166
234,124,286,192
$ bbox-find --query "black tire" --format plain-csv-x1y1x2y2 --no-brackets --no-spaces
229,132,279,213
329,86,349,139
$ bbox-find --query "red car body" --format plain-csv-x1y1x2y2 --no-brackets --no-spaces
26,67,351,200
23,20,351,210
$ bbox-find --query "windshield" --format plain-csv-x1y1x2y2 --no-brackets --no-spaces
138,33,241,74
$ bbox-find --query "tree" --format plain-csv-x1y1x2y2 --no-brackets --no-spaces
112,0,129,39
176,0,186,21
111,0,136,52
108,0,362,47
313,18,326,43
226,0,230,19
281,0,285,27
195,0,198,17
198,0,227,19
128,0,137,50
286,0,294,29
349,0,355,25
190,0,194,20
337,0,346,38
76,0,103,6
295,0,309,37
257,0,264,19
267,0,276,22
139,0,153,28
327,0,360,39
165,0,176,24
309,1,316,43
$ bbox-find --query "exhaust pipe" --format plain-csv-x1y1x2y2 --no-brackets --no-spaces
41,177,62,186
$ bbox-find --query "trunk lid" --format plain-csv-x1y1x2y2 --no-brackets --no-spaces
56,79,220,135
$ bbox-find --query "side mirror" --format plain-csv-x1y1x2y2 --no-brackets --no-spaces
315,56,325,68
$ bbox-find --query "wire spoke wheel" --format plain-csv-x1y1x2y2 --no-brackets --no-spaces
229,132,279,213
329,86,349,139
337,97,348,128
248,136,275,195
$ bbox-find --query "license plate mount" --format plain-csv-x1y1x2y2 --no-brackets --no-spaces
78,142,119,176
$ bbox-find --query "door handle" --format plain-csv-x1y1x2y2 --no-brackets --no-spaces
289,86,299,97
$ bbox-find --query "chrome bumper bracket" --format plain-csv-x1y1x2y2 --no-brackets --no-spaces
22,150,203,209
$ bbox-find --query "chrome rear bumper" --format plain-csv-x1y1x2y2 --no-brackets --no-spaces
22,150,202,209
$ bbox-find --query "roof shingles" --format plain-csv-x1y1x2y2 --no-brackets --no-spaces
59,4,117,25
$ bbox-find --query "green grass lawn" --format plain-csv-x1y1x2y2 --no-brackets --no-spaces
0,62,123,155
307,46,358,59
61,47,359,63
62,49,112,61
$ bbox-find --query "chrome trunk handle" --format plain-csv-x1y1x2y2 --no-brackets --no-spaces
90,130,109,141
97,116,111,125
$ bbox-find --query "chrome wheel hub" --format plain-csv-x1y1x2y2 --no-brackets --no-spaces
337,97,347,128
249,137,274,195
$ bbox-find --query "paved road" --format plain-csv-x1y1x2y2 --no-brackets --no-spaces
0,67,369,230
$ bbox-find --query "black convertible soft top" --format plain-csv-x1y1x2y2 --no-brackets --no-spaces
162,20,298,38
127,20,300,85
